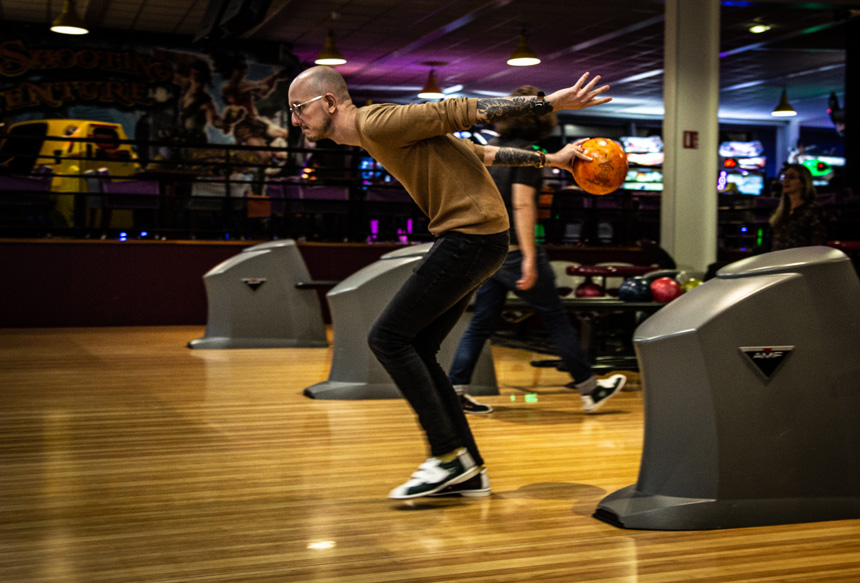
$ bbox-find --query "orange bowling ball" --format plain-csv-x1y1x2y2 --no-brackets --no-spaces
571,138,629,195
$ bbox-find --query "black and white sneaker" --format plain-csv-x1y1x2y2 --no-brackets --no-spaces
388,448,479,500
427,467,490,497
581,374,626,413
460,393,493,415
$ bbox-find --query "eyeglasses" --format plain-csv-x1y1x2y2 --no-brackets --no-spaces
780,173,800,181
289,95,324,117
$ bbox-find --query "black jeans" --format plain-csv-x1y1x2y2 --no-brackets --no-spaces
449,247,594,386
368,230,509,465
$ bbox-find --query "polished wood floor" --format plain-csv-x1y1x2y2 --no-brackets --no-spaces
2,326,860,582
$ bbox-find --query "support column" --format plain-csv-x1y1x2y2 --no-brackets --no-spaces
661,0,720,273
775,119,800,168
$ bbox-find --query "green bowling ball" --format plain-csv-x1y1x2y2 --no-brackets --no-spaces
681,278,703,292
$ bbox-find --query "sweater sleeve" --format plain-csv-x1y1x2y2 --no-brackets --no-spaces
359,98,478,146
462,139,486,164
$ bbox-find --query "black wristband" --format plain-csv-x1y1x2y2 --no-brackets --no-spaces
531,91,549,116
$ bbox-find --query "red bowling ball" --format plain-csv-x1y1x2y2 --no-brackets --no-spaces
650,277,683,303
575,281,606,298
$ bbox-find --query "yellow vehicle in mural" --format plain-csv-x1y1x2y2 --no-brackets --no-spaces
0,118,143,225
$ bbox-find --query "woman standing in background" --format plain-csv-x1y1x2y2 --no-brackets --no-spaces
769,163,829,251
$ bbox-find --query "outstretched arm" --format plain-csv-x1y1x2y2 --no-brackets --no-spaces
475,73,611,125
483,138,593,168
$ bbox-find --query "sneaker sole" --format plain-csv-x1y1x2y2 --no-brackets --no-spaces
463,407,493,415
427,486,491,498
427,489,491,498
388,465,482,500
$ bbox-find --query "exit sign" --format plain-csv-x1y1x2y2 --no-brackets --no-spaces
683,131,699,149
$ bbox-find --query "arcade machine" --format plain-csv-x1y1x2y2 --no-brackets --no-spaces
796,154,846,189
304,244,498,400
620,135,665,193
621,136,664,242
188,240,328,349
595,246,860,530
717,139,768,196
715,140,770,250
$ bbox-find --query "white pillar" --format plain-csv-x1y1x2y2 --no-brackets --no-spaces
661,0,720,273
775,119,801,165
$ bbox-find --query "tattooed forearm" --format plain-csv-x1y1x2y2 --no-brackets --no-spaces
476,96,553,123
492,147,543,167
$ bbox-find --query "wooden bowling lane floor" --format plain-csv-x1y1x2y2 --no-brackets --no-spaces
2,326,860,582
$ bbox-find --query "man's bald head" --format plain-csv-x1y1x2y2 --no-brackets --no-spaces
291,66,352,104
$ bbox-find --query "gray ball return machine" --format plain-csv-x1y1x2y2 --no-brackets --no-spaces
304,243,498,400
189,240,328,349
595,246,860,530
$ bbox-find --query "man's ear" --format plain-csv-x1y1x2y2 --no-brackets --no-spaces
325,94,336,111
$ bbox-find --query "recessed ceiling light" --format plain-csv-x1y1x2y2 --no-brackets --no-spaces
749,24,772,34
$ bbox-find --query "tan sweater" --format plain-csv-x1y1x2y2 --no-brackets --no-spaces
355,98,510,236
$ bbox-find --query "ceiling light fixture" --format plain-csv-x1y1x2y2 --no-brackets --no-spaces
748,23,772,34
418,69,445,100
315,30,346,66
771,89,797,117
51,0,89,35
507,29,540,67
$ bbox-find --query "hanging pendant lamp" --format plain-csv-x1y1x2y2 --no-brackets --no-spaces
418,70,445,100
507,30,540,66
51,0,89,35
771,89,797,117
315,30,346,66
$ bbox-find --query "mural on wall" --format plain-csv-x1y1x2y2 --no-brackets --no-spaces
156,49,295,176
0,28,302,174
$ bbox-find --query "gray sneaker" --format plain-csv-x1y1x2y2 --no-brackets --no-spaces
388,448,479,499
581,374,626,413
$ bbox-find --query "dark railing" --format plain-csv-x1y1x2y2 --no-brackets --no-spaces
2,130,857,246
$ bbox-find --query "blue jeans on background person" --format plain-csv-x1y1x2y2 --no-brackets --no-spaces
449,247,594,387
368,230,509,466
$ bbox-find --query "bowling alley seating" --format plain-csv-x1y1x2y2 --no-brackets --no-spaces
364,185,412,205
97,169,160,209
86,168,161,235
0,164,53,202
301,184,349,206
295,184,350,241
185,173,250,238
265,179,304,215
364,185,416,242
0,165,54,232
262,178,304,238
188,173,250,210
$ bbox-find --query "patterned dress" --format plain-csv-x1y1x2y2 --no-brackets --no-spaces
771,201,829,251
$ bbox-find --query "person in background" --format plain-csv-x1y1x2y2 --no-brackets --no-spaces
288,66,612,500
447,86,625,418
769,163,829,251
